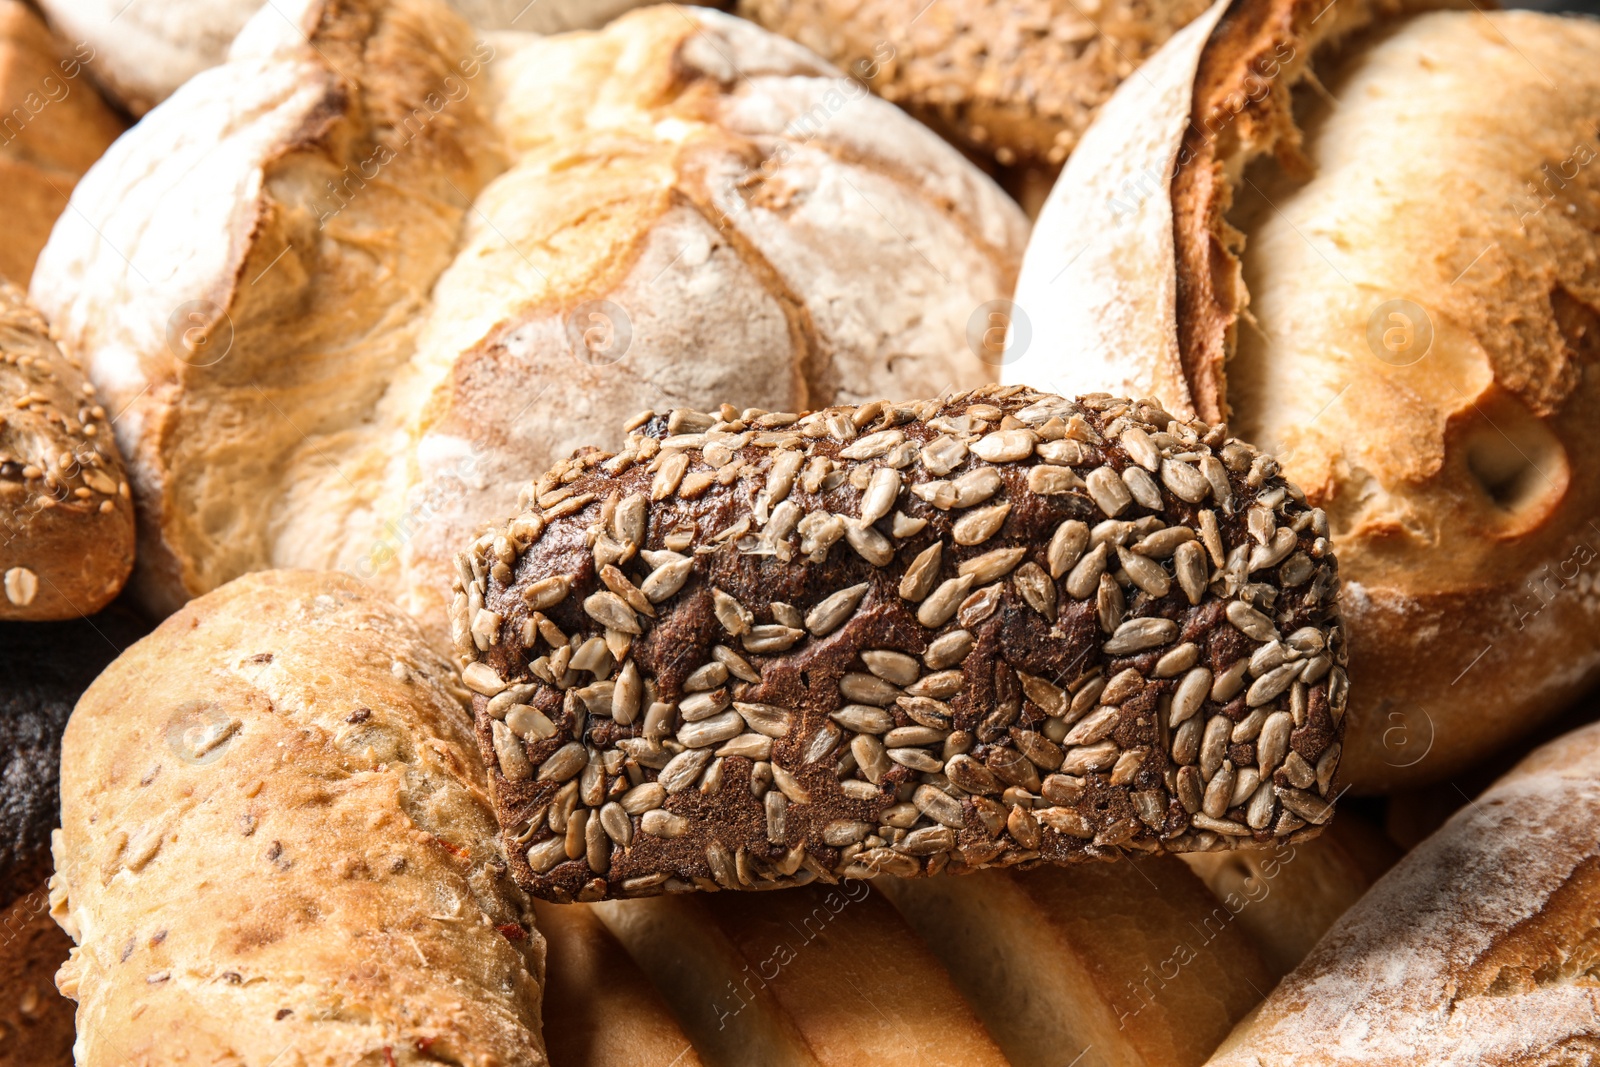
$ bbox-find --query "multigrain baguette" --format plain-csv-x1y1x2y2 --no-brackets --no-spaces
50,571,548,1066
457,386,1345,902
1207,721,1600,1065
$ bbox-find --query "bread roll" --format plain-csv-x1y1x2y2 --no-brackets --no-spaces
1180,811,1398,979
0,282,135,620
1208,720,1600,1065
592,883,1008,1066
458,386,1345,902
1006,0,1600,789
877,857,1272,1067
51,570,548,1065
0,884,74,1067
0,1,124,287
534,900,704,1067
739,0,1211,172
31,0,1028,640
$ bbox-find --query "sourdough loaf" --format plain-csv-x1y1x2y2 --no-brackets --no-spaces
0,282,134,619
50,570,547,1065
458,386,1345,902
877,857,1272,1067
1007,0,1600,789
0,0,124,287
1208,720,1600,1065
592,884,1008,1066
31,0,1028,642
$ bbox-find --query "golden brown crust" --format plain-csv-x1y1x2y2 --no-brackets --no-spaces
0,884,74,1067
0,281,133,620
0,1,125,287
51,570,548,1066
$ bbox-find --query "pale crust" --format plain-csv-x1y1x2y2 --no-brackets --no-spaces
50,570,548,1066
0,282,134,620
738,0,1213,170
1007,0,1600,789
30,0,1028,647
877,858,1273,1067
592,885,1009,1066
1208,720,1600,1066
0,0,125,287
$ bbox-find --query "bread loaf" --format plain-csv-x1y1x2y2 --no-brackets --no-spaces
51,570,548,1065
0,0,124,287
592,884,1008,1066
31,0,1028,641
1208,720,1600,1065
739,0,1211,173
877,858,1272,1067
1006,0,1600,789
0,884,74,1067
0,282,135,620
457,385,1345,902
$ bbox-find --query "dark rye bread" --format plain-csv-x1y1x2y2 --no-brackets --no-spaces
456,386,1346,903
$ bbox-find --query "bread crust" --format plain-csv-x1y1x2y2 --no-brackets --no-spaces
460,386,1344,902
0,282,134,620
51,570,547,1066
1007,0,1600,790
1208,720,1600,1065
0,884,74,1067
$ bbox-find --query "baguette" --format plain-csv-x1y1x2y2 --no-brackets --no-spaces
51,570,548,1066
1208,721,1600,1065
458,386,1345,902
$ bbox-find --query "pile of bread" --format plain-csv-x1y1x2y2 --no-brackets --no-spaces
2,0,1597,1062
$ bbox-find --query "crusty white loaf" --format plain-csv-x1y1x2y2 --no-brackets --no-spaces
50,570,548,1066
1207,720,1600,1065
1007,0,1600,789
31,0,1028,645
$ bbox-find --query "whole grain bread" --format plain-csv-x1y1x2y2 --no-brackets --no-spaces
458,386,1344,903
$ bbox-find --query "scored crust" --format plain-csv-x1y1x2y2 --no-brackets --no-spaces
457,386,1345,903
0,281,134,620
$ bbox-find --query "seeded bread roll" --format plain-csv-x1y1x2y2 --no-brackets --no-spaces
457,385,1345,903
591,883,1008,1066
0,0,125,287
1207,720,1600,1065
0,884,75,1067
1007,0,1600,791
51,570,548,1066
0,282,134,620
876,858,1272,1067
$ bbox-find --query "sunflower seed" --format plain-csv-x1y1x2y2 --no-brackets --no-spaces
491,721,532,781
852,734,892,784
968,429,1033,463
584,592,639,635
1064,542,1110,600
1096,572,1125,634
844,519,895,566
1277,787,1332,825
1133,526,1194,559
986,747,1040,791
571,637,614,676
1170,667,1212,727
1209,659,1248,703
507,705,557,740
1175,765,1203,812
832,704,893,733
913,785,965,827
660,748,713,793
953,502,1011,545
1160,459,1210,503
641,809,690,838
1018,673,1067,718
923,629,974,669
898,695,954,730
1231,708,1267,743
1170,540,1207,606
744,624,805,652
1063,707,1120,746
854,467,901,526
1110,747,1146,785
1118,546,1171,598
1199,716,1231,779
735,702,793,737
1153,642,1199,677
1244,780,1276,829
807,582,870,636
1104,617,1177,654
960,546,1027,583
651,452,689,500
900,826,958,855
1282,751,1316,790
840,429,903,460
1316,743,1340,795
1226,600,1280,643
642,700,677,742
1257,711,1293,775
771,763,810,803
1013,729,1064,770
898,543,944,603
1190,813,1252,836
863,650,920,686
611,492,647,547
1120,426,1161,470
885,726,947,748
539,742,588,783
957,583,1003,628
946,754,1001,794
1247,663,1299,707
1028,465,1084,495
1198,510,1225,566
1006,561,1056,621
887,747,943,772
918,573,976,628
841,672,900,706
1122,467,1162,510
462,662,507,696
680,709,746,748
1038,806,1094,838
641,558,693,604
528,836,568,873
1203,760,1236,817
523,576,571,611
680,688,730,722
1060,740,1118,775
584,815,611,874
1249,527,1297,573
798,512,846,557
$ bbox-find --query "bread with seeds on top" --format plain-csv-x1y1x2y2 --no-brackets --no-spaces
455,386,1345,903
1207,719,1600,1065
1008,0,1600,790
0,282,134,620
50,570,548,1065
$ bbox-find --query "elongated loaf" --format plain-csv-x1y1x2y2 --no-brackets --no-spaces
0,282,134,620
1208,720,1600,1065
51,570,548,1066
592,883,1008,1067
458,386,1345,902
876,857,1272,1067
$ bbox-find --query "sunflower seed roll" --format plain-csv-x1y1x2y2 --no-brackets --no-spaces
456,386,1346,902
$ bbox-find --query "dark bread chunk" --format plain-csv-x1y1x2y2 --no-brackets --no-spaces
455,387,1345,902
